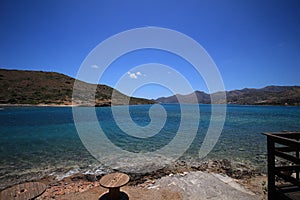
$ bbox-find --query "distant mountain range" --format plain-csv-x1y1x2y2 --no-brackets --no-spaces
0,69,154,106
1,69,299,106
156,86,300,106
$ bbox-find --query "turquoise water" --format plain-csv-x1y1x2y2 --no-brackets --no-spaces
0,104,300,186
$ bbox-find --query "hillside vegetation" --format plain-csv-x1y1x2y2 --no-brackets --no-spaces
0,69,154,106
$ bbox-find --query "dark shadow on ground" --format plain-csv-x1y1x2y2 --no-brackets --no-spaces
99,191,129,200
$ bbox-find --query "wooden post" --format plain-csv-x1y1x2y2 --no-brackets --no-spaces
267,136,276,200
296,148,300,180
109,187,120,200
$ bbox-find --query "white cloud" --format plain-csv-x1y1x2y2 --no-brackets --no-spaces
91,64,99,69
136,71,142,76
129,72,137,79
128,71,144,79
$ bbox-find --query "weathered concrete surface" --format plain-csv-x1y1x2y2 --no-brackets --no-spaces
149,171,260,200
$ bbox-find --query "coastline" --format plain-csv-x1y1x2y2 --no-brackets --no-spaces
3,104,296,199
0,103,78,107
37,159,266,199
1,159,267,199
0,103,148,107
1,103,299,110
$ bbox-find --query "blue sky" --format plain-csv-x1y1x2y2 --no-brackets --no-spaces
1,0,300,99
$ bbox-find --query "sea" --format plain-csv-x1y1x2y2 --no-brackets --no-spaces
0,104,300,188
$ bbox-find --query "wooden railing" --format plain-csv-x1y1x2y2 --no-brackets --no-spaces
263,132,300,200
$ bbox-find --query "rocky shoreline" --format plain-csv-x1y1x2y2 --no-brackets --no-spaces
2,159,266,199
126,159,263,186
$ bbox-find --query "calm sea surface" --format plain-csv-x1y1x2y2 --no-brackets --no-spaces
0,104,300,186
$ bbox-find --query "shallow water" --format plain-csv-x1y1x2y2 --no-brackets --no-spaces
0,104,299,186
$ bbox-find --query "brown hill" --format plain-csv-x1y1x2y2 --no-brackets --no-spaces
0,69,154,106
225,86,300,105
156,86,300,106
156,91,211,104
